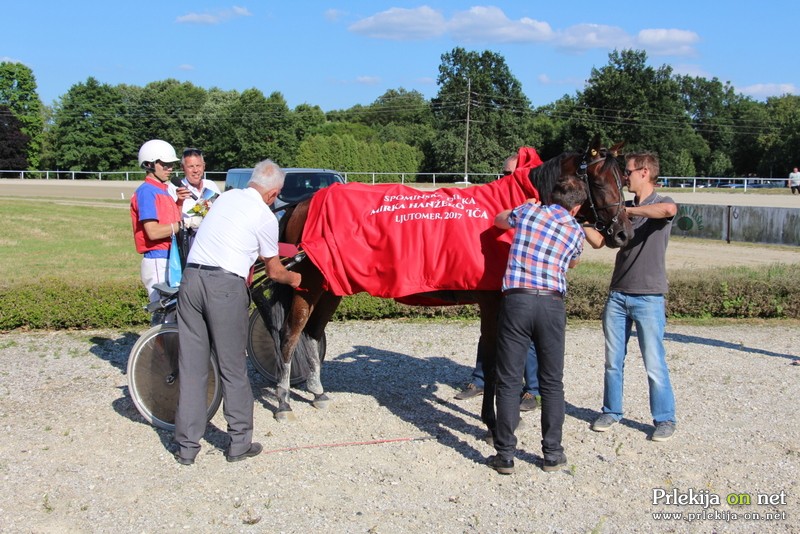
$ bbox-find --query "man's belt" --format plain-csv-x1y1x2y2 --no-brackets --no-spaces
185,263,244,280
503,287,563,299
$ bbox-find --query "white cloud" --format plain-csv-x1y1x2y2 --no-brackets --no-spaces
636,29,699,56
738,83,798,99
178,64,195,71
556,23,633,52
356,76,381,85
325,9,346,22
176,6,253,25
348,6,446,40
348,7,699,59
448,6,553,43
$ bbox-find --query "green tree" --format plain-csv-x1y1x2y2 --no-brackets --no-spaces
0,105,29,170
296,134,422,178
129,79,208,153
189,87,240,171
528,96,579,158
224,89,298,167
429,48,532,177
294,103,327,143
51,77,135,172
262,91,299,166
576,49,707,176
758,95,800,178
0,62,45,168
676,75,743,176
729,97,771,176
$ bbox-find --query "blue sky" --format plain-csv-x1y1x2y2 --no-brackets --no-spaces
3,1,798,111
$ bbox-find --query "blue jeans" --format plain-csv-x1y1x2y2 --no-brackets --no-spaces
601,291,676,425
471,343,538,395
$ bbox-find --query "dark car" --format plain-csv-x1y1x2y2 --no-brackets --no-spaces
224,167,346,210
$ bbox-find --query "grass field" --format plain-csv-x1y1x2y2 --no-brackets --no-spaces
0,198,139,288
3,196,800,328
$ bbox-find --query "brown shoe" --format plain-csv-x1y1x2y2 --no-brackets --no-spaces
454,383,483,400
520,392,539,411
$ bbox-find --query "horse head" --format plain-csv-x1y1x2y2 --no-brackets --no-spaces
525,138,632,248
565,136,633,248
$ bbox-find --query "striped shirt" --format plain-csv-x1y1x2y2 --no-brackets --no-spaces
502,202,585,295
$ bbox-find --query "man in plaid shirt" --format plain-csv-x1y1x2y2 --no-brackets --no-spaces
487,175,588,475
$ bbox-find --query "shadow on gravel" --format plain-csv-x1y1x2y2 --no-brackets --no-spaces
88,332,140,372
664,331,796,362
264,343,529,465
88,332,233,455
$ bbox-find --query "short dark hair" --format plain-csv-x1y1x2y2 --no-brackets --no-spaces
627,152,660,182
551,175,587,211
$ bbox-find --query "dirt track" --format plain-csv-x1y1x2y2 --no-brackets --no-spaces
3,179,800,208
1,322,798,533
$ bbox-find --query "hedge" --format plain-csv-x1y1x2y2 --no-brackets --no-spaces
2,265,799,330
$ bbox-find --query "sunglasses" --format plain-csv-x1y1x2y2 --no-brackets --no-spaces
183,148,203,157
623,166,644,177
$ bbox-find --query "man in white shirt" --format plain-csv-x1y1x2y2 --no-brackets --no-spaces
173,159,301,465
788,167,800,195
171,148,222,215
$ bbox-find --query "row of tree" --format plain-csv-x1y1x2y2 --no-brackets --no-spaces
2,49,799,179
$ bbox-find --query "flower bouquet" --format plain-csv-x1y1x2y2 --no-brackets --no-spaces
185,194,218,229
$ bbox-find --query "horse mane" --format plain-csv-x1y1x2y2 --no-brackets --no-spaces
527,152,577,203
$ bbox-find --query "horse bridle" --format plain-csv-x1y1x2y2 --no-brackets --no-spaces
575,150,626,236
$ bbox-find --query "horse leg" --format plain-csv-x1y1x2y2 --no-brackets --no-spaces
303,291,342,410
274,290,314,421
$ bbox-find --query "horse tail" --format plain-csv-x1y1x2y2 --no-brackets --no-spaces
265,283,318,381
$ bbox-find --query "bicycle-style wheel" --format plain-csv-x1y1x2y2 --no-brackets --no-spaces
127,324,222,431
247,309,326,386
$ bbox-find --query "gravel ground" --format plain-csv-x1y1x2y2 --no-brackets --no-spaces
1,321,798,533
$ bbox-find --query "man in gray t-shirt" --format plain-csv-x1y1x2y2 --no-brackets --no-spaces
584,152,678,443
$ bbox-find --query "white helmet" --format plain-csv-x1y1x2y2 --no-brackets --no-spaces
138,139,179,167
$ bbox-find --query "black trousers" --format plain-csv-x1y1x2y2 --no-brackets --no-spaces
494,292,566,462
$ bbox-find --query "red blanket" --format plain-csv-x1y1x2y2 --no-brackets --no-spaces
300,148,542,304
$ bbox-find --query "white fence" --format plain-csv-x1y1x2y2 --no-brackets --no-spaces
0,169,789,190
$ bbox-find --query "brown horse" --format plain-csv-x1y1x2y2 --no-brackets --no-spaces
267,139,632,431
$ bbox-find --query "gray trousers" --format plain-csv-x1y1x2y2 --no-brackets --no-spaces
174,267,253,460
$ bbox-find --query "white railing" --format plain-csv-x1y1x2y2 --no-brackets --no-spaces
0,170,230,181
341,172,500,186
658,177,786,192
0,170,787,191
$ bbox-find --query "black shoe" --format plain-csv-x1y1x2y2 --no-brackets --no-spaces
174,453,195,466
455,383,484,400
226,442,263,463
487,454,515,475
520,392,539,411
542,453,567,473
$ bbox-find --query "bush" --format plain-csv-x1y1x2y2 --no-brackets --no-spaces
3,265,800,330
0,278,149,330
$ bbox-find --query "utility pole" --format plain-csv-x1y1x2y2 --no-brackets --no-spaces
462,78,471,184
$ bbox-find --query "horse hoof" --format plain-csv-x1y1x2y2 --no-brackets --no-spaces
312,394,330,410
274,410,295,422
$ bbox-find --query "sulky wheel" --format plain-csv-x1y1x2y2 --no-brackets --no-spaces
246,308,326,386
127,323,222,431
